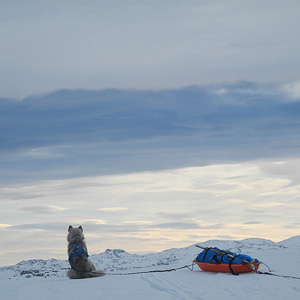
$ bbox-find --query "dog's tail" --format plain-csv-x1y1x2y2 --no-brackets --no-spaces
67,269,106,279
89,270,106,277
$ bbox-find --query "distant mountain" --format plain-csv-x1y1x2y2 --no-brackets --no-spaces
278,235,300,247
1,237,297,279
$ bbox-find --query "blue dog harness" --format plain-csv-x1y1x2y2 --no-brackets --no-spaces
68,242,89,263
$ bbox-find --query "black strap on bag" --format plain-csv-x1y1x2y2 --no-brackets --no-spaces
229,256,239,275
202,248,211,262
211,254,221,264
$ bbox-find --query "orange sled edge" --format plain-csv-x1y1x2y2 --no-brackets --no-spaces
193,260,261,273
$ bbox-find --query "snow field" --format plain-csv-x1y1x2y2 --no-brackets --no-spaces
1,236,300,300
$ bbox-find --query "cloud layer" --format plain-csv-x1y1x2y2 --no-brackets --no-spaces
1,83,300,184
1,0,300,98
0,160,300,266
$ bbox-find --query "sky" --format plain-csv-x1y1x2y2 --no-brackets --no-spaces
1,0,300,98
0,0,300,267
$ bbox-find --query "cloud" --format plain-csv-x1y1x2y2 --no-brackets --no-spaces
1,84,300,184
21,147,64,159
282,80,300,100
0,191,43,201
259,159,300,187
214,88,227,95
10,222,69,231
79,219,108,225
151,222,202,230
157,212,193,220
1,1,300,98
243,222,263,225
123,221,153,225
98,207,128,212
19,205,66,214
1,158,300,266
253,203,287,208
0,223,12,229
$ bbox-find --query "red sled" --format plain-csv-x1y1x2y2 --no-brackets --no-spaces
193,260,261,273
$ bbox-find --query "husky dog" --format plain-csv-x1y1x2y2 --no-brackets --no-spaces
67,225,105,279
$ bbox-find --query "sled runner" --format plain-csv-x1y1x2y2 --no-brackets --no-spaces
194,246,261,275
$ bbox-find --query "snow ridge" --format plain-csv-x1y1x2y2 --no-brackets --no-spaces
0,237,297,279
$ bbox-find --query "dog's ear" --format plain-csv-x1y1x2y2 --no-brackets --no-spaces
78,226,83,231
68,225,73,232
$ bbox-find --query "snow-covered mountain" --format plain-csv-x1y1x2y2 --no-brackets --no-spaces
0,237,298,279
1,237,300,300
0,244,199,279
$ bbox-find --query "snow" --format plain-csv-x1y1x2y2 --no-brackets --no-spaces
278,235,300,247
1,237,300,300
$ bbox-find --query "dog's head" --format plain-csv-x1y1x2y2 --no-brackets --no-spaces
67,225,84,243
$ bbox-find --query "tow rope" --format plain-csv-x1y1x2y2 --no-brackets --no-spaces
106,264,195,276
105,264,300,280
256,270,300,280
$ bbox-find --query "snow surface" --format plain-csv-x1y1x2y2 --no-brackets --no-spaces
1,237,300,300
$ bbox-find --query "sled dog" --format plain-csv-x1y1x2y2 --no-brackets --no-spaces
67,225,105,279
